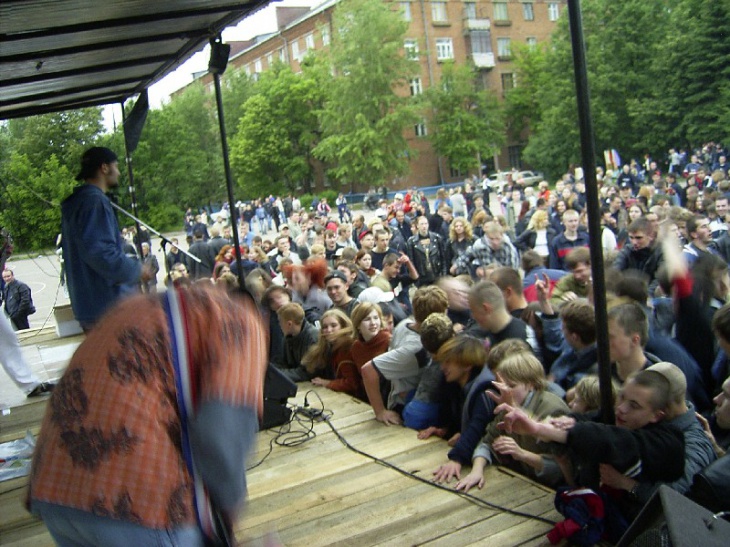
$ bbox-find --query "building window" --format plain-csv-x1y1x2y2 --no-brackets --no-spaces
493,2,509,21
432,1,448,23
404,38,419,60
291,40,300,61
415,121,427,137
436,38,454,61
497,37,511,59
254,59,262,73
267,53,274,65
279,48,286,62
471,29,493,54
409,77,423,96
322,26,330,46
400,1,412,22
244,65,251,76
464,1,477,19
501,72,515,93
548,2,560,21
522,2,534,21
450,165,463,178
526,37,537,49
305,33,315,50
509,145,523,169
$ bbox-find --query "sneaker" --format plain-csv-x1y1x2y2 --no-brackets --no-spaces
27,382,55,398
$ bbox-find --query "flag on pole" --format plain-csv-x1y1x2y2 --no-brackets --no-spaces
123,90,149,155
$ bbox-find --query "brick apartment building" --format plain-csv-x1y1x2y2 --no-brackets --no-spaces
184,0,566,191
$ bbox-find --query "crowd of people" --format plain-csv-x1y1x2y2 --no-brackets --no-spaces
162,144,729,541
18,143,730,543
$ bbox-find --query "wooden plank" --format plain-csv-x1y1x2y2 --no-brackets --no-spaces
372,470,555,547
0,400,47,443
0,522,54,547
0,482,34,541
273,481,463,545
421,497,558,547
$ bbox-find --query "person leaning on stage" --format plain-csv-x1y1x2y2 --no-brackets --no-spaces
61,147,151,330
28,284,268,546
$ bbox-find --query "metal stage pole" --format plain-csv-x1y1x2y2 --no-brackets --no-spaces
566,0,614,424
120,101,145,261
209,37,245,289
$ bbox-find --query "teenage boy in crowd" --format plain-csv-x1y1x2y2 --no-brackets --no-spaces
276,302,319,382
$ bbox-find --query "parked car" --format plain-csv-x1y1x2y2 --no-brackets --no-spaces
484,172,511,193
514,170,545,186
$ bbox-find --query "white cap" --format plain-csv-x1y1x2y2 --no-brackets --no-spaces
394,193,404,200
357,287,395,303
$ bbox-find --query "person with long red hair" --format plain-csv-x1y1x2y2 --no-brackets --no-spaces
283,257,332,323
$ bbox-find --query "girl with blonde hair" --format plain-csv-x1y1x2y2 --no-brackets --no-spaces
515,209,557,261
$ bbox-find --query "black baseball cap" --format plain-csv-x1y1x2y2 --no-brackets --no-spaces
76,147,118,181
325,270,348,284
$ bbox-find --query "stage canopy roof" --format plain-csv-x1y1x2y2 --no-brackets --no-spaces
0,0,270,120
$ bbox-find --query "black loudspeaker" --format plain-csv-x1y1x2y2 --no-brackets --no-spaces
617,485,730,547
261,364,297,430
208,40,230,75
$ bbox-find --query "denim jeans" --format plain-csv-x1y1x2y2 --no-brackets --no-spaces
32,501,205,547
402,399,441,430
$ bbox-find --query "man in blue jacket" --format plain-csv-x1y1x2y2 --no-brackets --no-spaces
61,147,149,330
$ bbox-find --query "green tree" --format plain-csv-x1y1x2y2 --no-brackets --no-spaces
426,62,505,174
230,62,325,197
5,108,104,173
313,0,419,188
0,108,104,249
130,83,224,211
0,153,76,250
631,0,730,148
503,43,549,140
221,68,256,142
518,0,675,178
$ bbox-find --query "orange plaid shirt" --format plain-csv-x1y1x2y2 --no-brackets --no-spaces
29,287,267,529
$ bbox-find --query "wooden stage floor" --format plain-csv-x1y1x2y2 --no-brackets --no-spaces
1,381,562,546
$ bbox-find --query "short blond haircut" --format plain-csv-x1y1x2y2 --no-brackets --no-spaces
494,352,547,391
277,302,305,324
483,221,504,237
486,339,531,371
573,375,617,412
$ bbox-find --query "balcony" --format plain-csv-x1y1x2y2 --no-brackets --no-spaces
472,52,495,69
464,17,491,31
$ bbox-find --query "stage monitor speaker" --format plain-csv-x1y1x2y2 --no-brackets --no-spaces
617,485,730,547
261,364,297,430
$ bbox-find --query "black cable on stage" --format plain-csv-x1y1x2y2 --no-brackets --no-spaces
278,390,556,526
245,395,332,471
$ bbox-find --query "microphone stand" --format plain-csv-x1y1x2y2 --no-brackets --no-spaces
110,201,201,265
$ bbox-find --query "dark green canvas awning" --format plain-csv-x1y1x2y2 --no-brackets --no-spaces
0,0,270,119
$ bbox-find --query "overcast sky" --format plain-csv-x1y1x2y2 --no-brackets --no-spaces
103,0,319,131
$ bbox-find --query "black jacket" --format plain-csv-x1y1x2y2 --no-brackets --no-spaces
3,279,33,330
612,243,663,281
515,227,558,252
406,232,449,286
